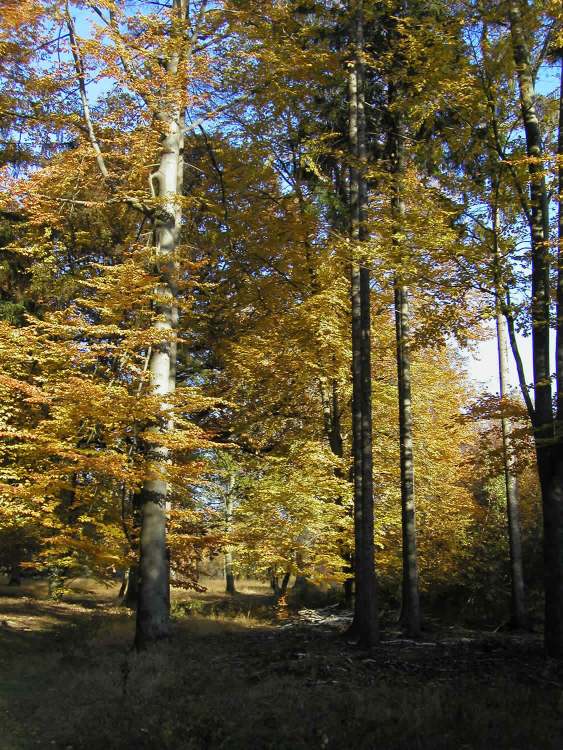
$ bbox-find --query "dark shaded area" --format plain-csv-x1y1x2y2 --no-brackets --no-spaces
1,586,563,749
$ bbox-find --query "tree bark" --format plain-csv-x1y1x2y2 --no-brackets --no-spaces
496,307,528,628
320,377,354,601
224,485,236,595
490,179,528,629
557,55,563,430
135,3,184,649
348,0,379,647
509,0,563,656
122,565,139,609
394,282,421,637
8,561,21,586
279,571,291,599
387,86,421,638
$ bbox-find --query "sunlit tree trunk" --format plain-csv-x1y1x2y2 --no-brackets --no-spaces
135,3,185,649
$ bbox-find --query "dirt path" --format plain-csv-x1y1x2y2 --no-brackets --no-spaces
1,585,563,749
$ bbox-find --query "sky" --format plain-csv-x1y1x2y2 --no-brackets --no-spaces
464,324,532,394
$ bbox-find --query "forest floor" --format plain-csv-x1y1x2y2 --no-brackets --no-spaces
1,578,563,750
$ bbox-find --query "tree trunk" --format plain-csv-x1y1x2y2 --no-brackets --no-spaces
279,571,291,598
557,54,563,433
223,476,236,595
387,87,421,637
496,307,528,628
394,282,421,637
490,178,528,629
8,561,21,586
544,52,563,657
320,377,354,603
122,564,139,609
509,0,562,656
343,574,354,607
224,554,236,595
270,570,279,594
348,0,379,647
135,14,183,648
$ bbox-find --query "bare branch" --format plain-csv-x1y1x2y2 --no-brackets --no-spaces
65,3,110,181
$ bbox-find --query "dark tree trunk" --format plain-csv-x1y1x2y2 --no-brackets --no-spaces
348,0,379,648
394,282,421,637
320,377,353,604
123,565,139,609
542,53,563,656
509,0,562,656
557,56,563,425
135,494,171,649
386,88,421,637
279,571,291,598
496,307,528,629
343,574,354,607
225,557,236,595
8,562,21,586
118,572,127,599
270,571,279,594
491,184,528,629
224,488,236,594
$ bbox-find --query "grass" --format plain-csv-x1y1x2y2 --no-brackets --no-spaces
1,578,563,749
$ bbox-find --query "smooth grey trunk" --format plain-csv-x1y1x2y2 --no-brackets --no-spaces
135,10,184,648
348,0,378,647
509,0,563,657
495,307,527,628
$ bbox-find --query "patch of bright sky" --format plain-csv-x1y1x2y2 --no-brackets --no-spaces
463,321,532,393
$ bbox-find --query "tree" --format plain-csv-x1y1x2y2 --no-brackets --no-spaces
347,0,379,647
506,0,563,656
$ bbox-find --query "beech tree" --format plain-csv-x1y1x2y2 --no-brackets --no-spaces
2,0,563,662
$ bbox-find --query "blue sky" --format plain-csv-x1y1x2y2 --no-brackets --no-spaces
466,58,560,397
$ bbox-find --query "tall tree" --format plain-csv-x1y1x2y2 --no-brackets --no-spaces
387,86,421,639
508,0,563,657
348,0,379,647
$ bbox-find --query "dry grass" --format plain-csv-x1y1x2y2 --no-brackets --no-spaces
1,580,563,749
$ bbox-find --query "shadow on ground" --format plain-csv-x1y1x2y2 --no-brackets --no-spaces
1,583,563,750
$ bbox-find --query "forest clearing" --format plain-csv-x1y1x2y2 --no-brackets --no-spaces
1,0,563,747
2,577,563,750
